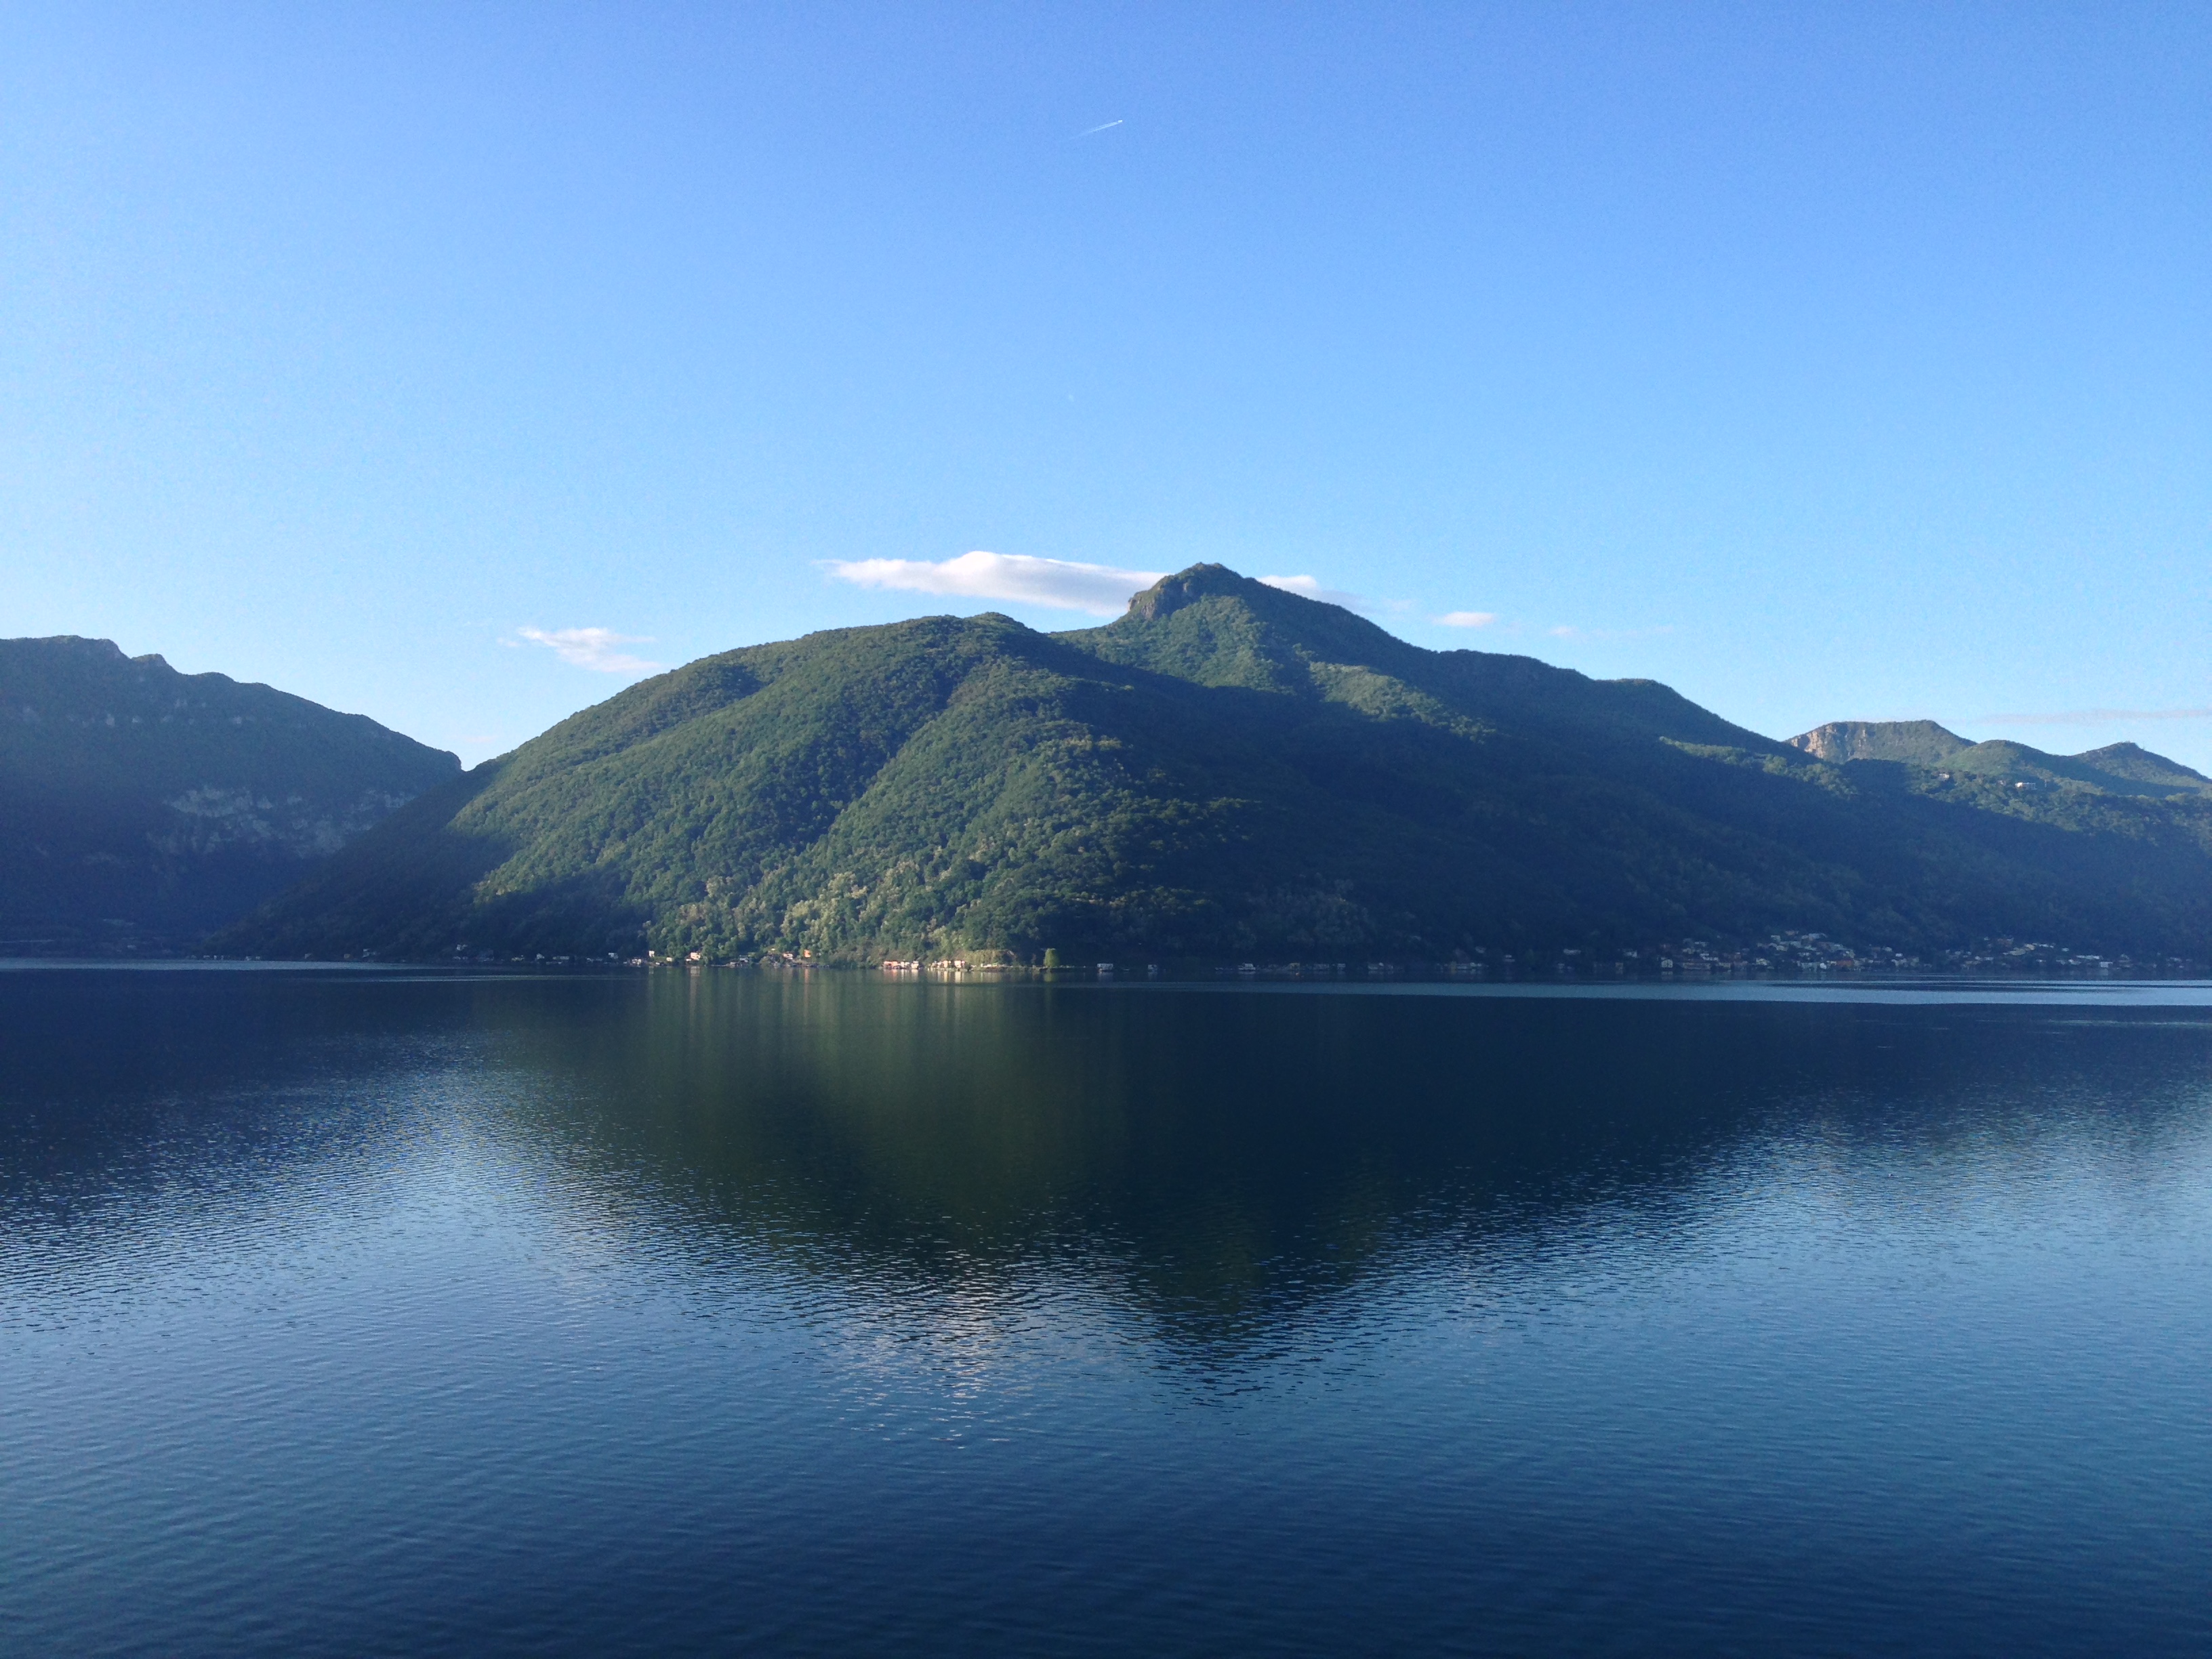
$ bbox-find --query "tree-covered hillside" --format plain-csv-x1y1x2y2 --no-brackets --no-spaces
220,568,2212,963
2,636,461,949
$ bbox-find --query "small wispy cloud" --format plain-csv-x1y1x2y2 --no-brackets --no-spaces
514,626,665,675
1435,611,1498,629
1077,119,1124,137
1258,574,1371,613
825,551,1166,617
1980,707,2212,726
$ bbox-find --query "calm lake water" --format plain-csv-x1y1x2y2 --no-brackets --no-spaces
4,966,2211,1656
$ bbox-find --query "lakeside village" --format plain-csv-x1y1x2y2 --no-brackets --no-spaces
419,930,2187,977
869,933,2170,979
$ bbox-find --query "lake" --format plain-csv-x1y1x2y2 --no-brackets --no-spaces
4,966,2211,1656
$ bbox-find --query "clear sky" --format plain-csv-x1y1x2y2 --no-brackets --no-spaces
3,3,2206,768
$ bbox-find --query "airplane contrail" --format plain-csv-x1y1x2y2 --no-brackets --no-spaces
1077,119,1124,137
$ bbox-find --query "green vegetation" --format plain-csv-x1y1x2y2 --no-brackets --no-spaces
1793,718,2212,800
1,636,460,949
220,567,2212,962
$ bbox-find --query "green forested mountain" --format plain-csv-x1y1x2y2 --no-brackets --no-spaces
1,636,461,949
1790,718,2212,798
222,567,2212,962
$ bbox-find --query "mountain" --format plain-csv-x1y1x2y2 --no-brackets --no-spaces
2069,742,2212,794
1,636,462,951
220,567,2212,963
1789,720,1971,766
1790,719,2212,798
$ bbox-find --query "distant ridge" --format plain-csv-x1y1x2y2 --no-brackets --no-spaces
1,636,461,949
219,566,2212,964
1789,720,1970,765
2068,741,2211,792
1788,718,2211,800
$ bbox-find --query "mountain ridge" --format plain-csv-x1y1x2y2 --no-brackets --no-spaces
1,636,462,949
217,567,2212,964
1789,718,2211,798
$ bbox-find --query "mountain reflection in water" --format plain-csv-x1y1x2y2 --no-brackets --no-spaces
4,967,2211,1656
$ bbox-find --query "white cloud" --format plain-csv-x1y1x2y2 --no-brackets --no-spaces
1258,574,1370,612
514,626,665,675
824,551,1166,617
1435,611,1498,629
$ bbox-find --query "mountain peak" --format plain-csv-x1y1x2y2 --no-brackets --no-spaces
22,634,131,663
2071,741,2211,791
1078,562,1407,694
1788,720,1970,764
1122,564,1272,621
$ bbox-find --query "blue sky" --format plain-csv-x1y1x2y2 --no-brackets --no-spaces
3,3,2206,767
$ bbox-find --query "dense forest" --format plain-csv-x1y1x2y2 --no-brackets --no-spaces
213,567,2212,965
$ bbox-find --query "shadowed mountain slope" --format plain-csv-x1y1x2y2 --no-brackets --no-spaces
1,636,462,949
222,569,2212,962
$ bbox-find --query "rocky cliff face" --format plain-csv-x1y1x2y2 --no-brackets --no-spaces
1788,720,1971,764
155,785,426,860
1120,562,1250,621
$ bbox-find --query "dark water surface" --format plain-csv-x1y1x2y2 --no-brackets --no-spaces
4,967,2211,1656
